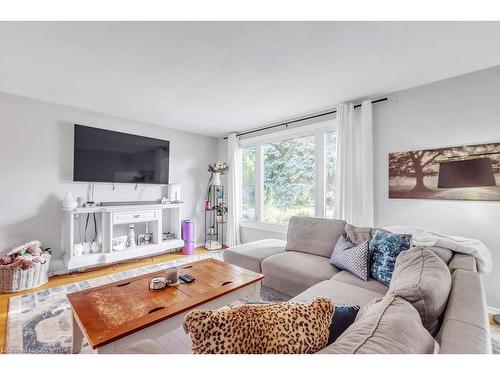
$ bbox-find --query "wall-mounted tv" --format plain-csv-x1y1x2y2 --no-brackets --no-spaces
73,124,169,184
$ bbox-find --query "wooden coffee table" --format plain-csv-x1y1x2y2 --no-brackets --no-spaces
67,258,263,353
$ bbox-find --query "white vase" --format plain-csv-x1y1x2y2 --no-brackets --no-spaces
90,241,101,254
73,243,83,257
127,224,136,248
212,172,221,186
168,183,181,201
63,190,78,210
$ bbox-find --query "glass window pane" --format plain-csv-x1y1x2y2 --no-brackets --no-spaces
325,131,336,219
241,146,256,221
263,135,315,225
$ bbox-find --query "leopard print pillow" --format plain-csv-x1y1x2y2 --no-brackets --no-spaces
184,297,334,354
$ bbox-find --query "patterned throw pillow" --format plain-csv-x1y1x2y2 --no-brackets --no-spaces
184,298,334,354
369,231,411,286
330,234,369,281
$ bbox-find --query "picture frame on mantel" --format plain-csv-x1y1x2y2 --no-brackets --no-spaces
389,141,500,201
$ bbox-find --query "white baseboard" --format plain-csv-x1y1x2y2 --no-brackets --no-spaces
48,243,211,277
48,259,66,277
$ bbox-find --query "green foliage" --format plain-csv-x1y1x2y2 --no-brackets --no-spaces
242,147,256,219
212,202,228,216
208,162,229,174
262,135,315,224
325,132,336,209
263,205,314,225
263,135,315,210
242,132,337,224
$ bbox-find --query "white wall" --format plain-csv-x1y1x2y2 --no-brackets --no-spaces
373,65,500,308
0,92,218,268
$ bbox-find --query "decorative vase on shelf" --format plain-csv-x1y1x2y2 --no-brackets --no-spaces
127,224,136,248
212,172,221,186
204,200,212,211
62,190,78,210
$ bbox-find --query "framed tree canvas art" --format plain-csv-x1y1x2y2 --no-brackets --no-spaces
389,141,500,201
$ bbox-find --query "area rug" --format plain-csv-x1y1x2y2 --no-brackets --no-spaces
6,252,223,354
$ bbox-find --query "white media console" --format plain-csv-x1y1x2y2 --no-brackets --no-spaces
62,203,184,270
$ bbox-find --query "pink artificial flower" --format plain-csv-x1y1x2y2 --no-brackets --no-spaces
21,258,33,270
28,246,42,256
0,255,12,265
32,255,45,263
26,240,42,255
7,243,27,256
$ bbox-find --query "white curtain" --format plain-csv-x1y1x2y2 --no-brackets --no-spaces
334,100,374,227
227,133,241,246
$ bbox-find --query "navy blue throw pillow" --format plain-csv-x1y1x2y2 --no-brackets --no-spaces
369,230,411,286
327,305,360,345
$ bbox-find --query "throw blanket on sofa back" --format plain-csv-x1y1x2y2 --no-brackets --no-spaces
384,226,492,274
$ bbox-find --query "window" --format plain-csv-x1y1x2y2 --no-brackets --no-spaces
240,121,336,228
325,131,336,219
241,146,256,221
263,135,315,224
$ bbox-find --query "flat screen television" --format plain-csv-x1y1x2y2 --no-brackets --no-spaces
73,124,169,184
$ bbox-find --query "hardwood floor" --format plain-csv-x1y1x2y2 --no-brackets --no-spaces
0,247,213,354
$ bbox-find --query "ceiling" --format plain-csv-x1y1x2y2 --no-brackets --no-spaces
1,21,500,137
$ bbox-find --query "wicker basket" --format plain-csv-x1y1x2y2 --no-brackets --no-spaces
0,253,51,293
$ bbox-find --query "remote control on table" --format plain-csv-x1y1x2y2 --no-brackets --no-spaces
179,274,195,283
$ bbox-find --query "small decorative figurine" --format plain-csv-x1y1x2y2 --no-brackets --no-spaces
149,277,167,290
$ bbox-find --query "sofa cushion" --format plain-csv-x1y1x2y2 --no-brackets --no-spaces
389,247,451,335
261,251,339,296
331,271,388,295
345,223,372,245
286,216,346,258
426,246,453,264
184,298,334,354
223,239,286,273
292,279,384,307
318,295,436,354
330,235,369,281
369,230,411,286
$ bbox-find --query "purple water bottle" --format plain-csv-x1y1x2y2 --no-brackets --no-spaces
181,219,195,255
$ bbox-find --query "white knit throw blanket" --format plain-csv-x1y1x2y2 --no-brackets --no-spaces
383,225,492,274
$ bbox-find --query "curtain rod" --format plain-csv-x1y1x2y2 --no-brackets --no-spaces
224,97,388,139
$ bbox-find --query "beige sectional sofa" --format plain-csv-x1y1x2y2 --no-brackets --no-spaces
224,216,491,354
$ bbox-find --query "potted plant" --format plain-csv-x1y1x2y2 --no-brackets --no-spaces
205,162,229,211
212,202,228,223
208,162,229,186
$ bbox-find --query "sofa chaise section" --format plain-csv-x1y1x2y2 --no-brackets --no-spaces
223,239,286,273
255,216,346,296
